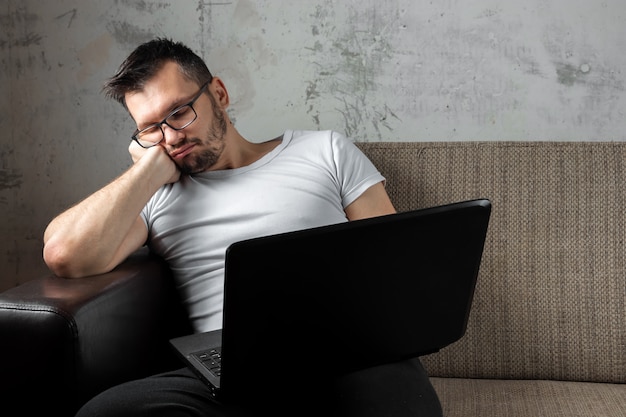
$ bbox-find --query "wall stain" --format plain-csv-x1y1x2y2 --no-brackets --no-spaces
77,34,113,82
55,9,78,29
556,62,590,86
0,7,38,28
305,3,397,139
305,80,320,102
0,170,22,190
116,0,172,13
106,21,155,46
0,32,42,49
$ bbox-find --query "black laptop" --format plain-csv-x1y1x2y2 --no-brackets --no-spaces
169,198,491,402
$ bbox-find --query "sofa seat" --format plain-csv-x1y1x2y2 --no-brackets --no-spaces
3,141,625,415
430,377,626,417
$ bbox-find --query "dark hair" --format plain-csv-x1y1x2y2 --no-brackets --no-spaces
103,38,213,107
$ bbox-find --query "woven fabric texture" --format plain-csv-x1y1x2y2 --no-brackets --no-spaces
357,141,626,383
430,377,626,417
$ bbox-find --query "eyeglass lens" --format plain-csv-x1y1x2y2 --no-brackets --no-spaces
134,105,197,147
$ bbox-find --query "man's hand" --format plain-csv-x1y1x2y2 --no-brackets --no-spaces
129,141,181,185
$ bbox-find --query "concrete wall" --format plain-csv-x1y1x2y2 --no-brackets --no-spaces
1,0,625,290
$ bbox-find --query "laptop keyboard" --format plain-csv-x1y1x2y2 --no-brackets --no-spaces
194,348,222,377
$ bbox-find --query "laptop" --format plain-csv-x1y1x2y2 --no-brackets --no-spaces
169,198,491,402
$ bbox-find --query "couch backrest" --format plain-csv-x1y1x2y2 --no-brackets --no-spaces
357,141,626,383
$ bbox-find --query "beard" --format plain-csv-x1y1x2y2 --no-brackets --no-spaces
176,94,228,175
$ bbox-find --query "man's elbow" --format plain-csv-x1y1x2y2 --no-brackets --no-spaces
43,239,92,278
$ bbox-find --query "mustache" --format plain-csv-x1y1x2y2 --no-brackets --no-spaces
168,138,202,155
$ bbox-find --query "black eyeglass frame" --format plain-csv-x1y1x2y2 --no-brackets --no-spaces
131,80,211,148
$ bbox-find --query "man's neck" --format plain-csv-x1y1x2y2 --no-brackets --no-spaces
211,132,283,171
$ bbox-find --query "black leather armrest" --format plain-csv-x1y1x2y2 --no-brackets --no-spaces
0,249,192,416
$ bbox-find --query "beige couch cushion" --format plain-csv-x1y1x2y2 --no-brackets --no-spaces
357,142,626,383
430,377,626,417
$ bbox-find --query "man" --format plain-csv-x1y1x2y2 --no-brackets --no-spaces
43,38,442,416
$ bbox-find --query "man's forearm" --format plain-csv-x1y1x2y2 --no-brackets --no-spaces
43,159,163,277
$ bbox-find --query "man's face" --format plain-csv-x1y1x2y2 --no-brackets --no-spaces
125,61,227,174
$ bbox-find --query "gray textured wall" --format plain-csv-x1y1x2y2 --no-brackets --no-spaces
1,0,625,290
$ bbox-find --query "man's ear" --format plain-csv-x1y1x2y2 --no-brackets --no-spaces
209,76,230,109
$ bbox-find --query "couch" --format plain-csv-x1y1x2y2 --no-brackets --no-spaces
1,141,625,416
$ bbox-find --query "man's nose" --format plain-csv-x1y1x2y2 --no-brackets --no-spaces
162,124,185,146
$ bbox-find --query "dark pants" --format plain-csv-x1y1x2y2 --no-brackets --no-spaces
76,358,442,417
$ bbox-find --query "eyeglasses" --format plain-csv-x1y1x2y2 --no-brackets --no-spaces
131,80,210,148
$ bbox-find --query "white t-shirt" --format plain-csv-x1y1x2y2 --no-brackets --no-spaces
141,129,385,332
